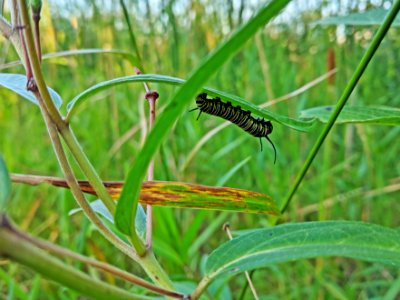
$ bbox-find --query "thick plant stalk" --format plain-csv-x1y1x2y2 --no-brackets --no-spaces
0,216,149,300
1,215,186,299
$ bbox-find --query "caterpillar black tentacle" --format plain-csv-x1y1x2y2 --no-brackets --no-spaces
193,93,277,164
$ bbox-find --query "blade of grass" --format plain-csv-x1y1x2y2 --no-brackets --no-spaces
115,0,291,239
119,0,144,71
280,1,400,213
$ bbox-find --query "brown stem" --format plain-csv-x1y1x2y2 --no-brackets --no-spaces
135,68,159,249
16,21,34,87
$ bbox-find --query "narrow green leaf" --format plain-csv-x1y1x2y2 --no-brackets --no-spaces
119,0,143,71
115,0,291,236
66,74,314,131
205,221,400,280
0,73,62,108
0,155,11,210
301,106,400,125
315,8,400,27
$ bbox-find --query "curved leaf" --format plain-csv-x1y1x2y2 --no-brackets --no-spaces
301,105,400,125
10,174,280,216
205,221,400,280
0,73,62,108
66,74,314,131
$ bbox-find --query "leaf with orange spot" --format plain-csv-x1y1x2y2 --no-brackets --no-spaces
11,174,280,216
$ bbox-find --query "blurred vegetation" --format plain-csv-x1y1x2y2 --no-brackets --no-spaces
1,0,400,298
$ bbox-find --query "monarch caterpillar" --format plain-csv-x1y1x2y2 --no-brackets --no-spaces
191,93,277,163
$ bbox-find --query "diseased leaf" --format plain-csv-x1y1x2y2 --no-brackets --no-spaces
66,74,314,132
10,174,280,216
0,73,62,108
301,106,400,125
205,221,400,281
0,155,11,210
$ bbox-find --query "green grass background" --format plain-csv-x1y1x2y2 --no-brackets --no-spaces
1,0,400,299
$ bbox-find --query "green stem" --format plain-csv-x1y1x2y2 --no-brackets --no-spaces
280,0,400,213
191,275,211,300
0,215,151,300
16,0,115,214
16,0,64,128
138,251,175,291
129,234,147,256
9,216,186,299
37,96,138,261
58,127,116,214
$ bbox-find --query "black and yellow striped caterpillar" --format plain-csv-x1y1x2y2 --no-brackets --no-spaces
191,93,277,163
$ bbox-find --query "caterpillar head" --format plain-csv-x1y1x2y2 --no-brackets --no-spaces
196,93,208,105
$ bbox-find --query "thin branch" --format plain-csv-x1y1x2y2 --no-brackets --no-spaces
261,68,337,108
135,68,158,249
223,224,259,300
297,181,400,217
